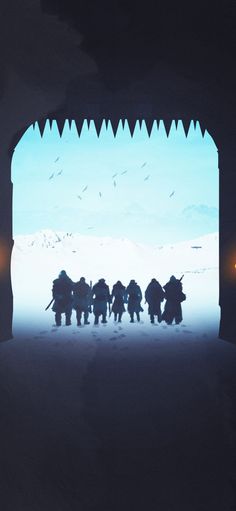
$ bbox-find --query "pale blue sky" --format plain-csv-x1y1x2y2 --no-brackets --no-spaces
12,120,218,244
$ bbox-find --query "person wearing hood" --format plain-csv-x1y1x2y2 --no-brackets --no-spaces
125,279,143,323
73,277,92,326
92,278,111,325
162,275,186,325
145,278,165,323
111,280,126,322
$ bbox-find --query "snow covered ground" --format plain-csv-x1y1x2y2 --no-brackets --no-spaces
4,230,235,511
11,229,220,339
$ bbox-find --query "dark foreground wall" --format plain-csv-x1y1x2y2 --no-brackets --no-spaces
0,330,235,510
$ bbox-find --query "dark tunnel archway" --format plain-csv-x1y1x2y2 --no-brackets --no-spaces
10,118,219,337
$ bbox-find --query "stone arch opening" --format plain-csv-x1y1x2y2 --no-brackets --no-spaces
11,118,219,336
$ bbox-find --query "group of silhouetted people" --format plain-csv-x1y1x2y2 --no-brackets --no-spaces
50,271,186,327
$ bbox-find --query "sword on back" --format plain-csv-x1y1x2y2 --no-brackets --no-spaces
45,298,54,311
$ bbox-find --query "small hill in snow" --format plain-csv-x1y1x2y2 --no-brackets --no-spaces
12,228,218,290
11,230,219,322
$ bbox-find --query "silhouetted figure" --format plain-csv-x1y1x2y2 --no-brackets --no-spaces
73,277,91,326
92,278,111,325
111,280,126,322
52,270,74,326
145,278,165,323
162,275,186,325
125,279,143,322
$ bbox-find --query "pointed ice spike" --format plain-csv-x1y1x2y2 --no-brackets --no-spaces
75,119,85,137
127,119,137,137
48,119,54,130
193,120,197,129
138,119,145,130
144,119,154,137
163,119,173,137
37,119,47,137
182,119,191,137
68,119,73,130
56,119,65,137
110,118,120,137
94,118,103,137
199,121,206,137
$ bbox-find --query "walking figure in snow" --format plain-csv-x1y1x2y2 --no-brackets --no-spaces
52,270,74,326
162,275,186,325
73,277,92,326
92,278,111,325
145,278,165,323
125,279,143,323
111,280,126,322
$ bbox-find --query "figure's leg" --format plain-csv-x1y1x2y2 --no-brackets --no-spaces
65,314,71,326
76,309,82,326
65,305,72,326
101,314,107,324
84,310,90,324
150,314,154,323
55,312,61,326
118,313,122,322
163,301,173,324
175,304,182,324
136,312,140,322
94,314,99,325
130,313,134,323
114,313,117,321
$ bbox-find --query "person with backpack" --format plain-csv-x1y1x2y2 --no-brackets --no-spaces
92,278,111,325
145,278,165,323
111,280,126,322
73,277,92,326
162,275,186,325
125,279,143,323
52,270,74,326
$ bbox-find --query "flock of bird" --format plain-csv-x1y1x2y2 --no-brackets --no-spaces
48,157,175,230
48,158,175,200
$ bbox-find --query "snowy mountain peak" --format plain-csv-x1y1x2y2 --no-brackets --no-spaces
14,229,219,251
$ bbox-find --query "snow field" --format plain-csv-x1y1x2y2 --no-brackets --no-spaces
11,230,219,339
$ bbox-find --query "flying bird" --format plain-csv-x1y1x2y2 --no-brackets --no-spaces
112,173,118,178
49,173,54,180
82,185,88,192
54,157,60,163
144,175,150,181
169,191,175,198
121,170,128,175
113,180,117,187
141,162,147,168
77,195,82,200
57,169,63,175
